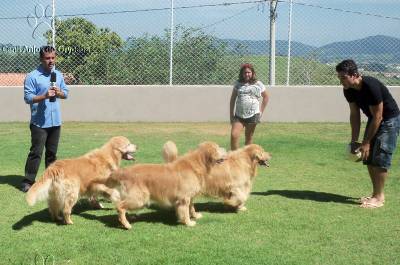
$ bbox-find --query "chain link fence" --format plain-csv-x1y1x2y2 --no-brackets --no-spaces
0,0,399,86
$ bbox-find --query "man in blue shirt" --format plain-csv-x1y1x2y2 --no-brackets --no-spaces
21,45,69,192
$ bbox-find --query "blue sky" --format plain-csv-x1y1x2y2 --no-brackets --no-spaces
1,0,399,47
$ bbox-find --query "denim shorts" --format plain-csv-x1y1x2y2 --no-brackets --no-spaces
232,113,261,124
364,115,400,169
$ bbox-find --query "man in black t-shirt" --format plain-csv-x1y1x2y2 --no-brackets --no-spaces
336,59,400,208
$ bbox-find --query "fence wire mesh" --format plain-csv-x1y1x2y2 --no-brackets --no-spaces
0,0,399,86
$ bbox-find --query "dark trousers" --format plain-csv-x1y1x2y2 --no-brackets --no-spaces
24,124,61,182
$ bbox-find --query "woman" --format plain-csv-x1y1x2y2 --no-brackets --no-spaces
229,63,269,150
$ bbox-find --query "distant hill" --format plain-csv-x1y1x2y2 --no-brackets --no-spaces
315,35,400,63
219,35,400,64
218,38,316,57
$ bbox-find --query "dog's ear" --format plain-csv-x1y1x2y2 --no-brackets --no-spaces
199,141,224,163
250,146,270,162
247,145,262,160
206,142,219,162
111,136,131,153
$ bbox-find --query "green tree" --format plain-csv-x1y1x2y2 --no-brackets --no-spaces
0,52,36,73
45,17,123,84
122,25,238,85
45,18,240,85
172,25,237,85
121,34,170,85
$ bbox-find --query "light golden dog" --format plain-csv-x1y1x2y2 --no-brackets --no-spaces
26,136,137,224
106,141,227,229
163,141,271,211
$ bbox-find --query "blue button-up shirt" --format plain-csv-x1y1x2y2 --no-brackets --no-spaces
24,66,69,128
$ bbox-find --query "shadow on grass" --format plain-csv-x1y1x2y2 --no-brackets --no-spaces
80,207,178,230
0,175,24,191
252,190,359,205
80,202,235,229
12,208,54,230
12,200,112,230
194,202,237,213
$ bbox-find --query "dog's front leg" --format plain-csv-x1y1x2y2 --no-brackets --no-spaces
224,189,247,212
176,198,196,226
117,201,132,230
189,199,202,220
89,183,122,208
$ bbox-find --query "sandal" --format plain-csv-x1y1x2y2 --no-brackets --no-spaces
360,199,384,208
357,196,371,203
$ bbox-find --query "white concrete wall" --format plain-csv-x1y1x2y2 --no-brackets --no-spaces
2,85,400,122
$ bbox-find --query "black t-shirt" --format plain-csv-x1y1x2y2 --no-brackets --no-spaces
343,76,399,120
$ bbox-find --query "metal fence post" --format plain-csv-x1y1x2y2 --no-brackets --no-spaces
269,0,277,86
52,0,56,48
169,0,174,86
286,0,293,86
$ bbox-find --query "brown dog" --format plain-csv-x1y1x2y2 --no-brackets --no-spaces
26,136,137,225
163,141,271,211
107,141,227,229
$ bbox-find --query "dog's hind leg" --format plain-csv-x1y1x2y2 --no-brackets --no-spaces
48,186,63,222
176,197,196,226
189,199,202,220
117,190,148,230
63,189,79,225
48,197,63,222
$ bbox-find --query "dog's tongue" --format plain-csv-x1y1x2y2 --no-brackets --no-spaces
124,153,135,161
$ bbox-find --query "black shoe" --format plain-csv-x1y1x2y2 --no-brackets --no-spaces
20,179,34,193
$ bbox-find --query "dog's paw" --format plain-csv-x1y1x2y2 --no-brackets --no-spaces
192,212,203,219
119,216,132,230
50,213,63,222
64,219,74,225
185,220,197,227
123,223,132,230
90,200,104,209
110,190,121,202
237,206,247,212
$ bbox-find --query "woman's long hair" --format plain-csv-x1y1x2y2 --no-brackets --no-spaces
238,63,257,84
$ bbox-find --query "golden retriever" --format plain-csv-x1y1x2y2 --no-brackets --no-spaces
163,141,271,211
106,141,227,229
26,136,137,225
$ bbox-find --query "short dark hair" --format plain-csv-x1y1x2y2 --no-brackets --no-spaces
39,45,56,58
335,59,359,76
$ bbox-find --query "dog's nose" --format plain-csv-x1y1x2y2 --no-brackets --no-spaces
131,144,138,152
219,148,227,158
219,147,227,154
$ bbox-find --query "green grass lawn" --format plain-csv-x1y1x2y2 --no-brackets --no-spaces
1,122,399,265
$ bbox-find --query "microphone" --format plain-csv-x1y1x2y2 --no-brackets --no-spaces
49,72,56,102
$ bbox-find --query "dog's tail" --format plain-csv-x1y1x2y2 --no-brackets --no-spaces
162,140,178,163
26,165,63,206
